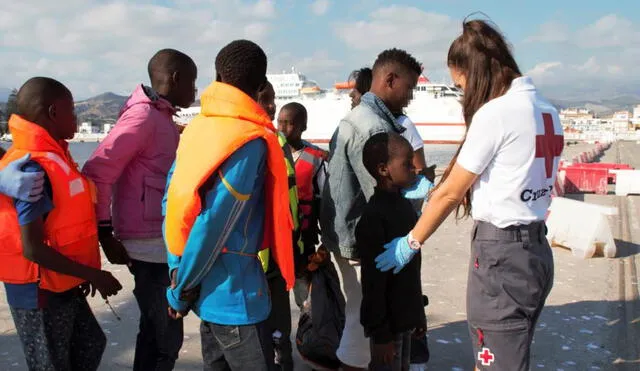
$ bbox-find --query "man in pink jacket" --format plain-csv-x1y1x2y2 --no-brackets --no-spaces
82,49,197,371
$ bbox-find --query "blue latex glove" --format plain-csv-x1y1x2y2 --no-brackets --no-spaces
375,235,418,274
0,154,45,202
401,175,434,200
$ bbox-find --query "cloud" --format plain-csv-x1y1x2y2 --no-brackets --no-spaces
525,56,639,98
575,14,640,48
526,61,563,82
526,14,640,49
270,50,343,78
574,57,600,74
310,0,330,16
527,57,607,81
332,6,458,76
0,0,279,98
242,0,277,19
293,50,343,71
607,65,623,75
523,14,640,97
524,21,569,43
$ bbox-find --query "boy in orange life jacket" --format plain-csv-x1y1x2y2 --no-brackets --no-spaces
277,102,328,306
0,77,122,371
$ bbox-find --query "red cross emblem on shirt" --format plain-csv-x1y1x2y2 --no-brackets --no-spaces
478,347,495,366
536,113,564,179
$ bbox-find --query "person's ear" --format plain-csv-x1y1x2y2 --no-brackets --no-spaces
385,71,395,89
47,104,57,122
378,163,389,178
257,80,267,94
171,71,179,87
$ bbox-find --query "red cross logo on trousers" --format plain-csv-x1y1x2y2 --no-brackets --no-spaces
478,347,495,366
536,112,564,179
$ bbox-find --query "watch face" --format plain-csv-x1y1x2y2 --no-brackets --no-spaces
409,240,421,250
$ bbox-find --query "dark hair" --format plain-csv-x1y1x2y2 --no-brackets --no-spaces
215,40,267,97
362,132,409,179
281,102,307,127
348,67,372,95
17,77,71,122
147,48,196,86
257,80,274,100
363,133,390,179
439,18,521,218
372,48,422,76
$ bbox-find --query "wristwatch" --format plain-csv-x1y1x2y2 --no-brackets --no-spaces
407,231,422,250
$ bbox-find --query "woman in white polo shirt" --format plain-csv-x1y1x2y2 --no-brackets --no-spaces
375,19,562,370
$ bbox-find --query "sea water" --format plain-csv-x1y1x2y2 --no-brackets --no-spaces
1,142,459,168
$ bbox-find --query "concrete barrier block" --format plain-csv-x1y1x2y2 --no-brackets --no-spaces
546,197,618,258
552,170,566,197
612,170,640,196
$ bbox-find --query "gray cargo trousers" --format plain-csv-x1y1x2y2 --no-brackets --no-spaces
466,220,554,370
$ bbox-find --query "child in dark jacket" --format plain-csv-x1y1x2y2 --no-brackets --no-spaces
357,132,427,371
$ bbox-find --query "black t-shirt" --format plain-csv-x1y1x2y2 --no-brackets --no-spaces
357,187,424,344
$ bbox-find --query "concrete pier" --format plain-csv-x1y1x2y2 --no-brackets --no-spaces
1,142,639,370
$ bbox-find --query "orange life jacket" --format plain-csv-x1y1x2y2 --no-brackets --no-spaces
164,82,295,290
0,115,101,293
295,145,327,231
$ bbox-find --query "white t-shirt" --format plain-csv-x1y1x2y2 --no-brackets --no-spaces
457,76,563,228
397,115,424,151
122,238,167,264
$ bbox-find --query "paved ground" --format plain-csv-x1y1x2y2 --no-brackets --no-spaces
1,141,639,370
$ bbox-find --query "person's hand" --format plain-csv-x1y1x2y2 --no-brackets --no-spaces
375,235,418,274
372,342,396,365
167,269,199,320
401,175,434,200
174,123,186,134
167,306,190,320
413,322,427,339
0,154,45,202
99,233,131,266
422,164,437,183
171,269,200,303
88,270,122,299
79,281,97,297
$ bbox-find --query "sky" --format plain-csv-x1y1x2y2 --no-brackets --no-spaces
1,0,639,101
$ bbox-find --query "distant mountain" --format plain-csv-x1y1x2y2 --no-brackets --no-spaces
549,94,640,117
75,92,128,125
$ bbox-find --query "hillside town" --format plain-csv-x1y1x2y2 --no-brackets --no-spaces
561,104,640,142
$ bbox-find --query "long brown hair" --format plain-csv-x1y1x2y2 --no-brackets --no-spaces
438,18,521,218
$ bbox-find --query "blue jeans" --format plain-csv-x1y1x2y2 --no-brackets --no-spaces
129,260,184,371
201,322,269,371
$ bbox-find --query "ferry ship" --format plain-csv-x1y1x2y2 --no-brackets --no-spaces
176,68,467,144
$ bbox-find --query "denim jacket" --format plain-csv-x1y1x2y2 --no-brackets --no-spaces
320,93,405,259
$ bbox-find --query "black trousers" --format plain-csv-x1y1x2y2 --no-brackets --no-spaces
129,259,184,371
259,274,294,371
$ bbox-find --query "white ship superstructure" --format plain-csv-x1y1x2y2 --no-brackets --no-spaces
176,69,468,144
